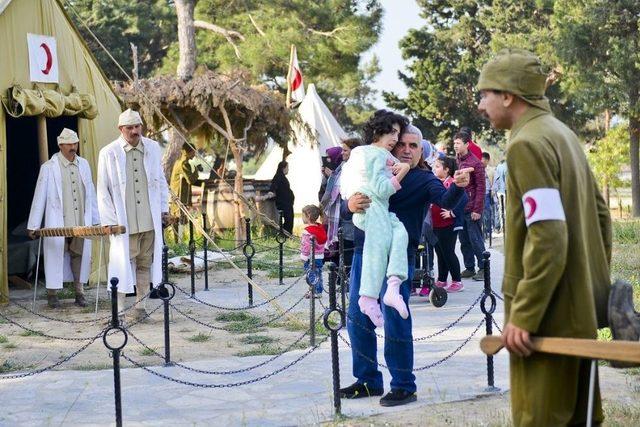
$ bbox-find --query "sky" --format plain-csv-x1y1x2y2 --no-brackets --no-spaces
363,0,426,108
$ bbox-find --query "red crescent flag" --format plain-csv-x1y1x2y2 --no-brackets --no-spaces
27,34,59,83
287,45,305,107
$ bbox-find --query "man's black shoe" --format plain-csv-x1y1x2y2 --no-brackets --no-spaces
379,388,417,407
339,382,383,399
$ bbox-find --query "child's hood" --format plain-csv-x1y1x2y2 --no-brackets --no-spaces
304,224,328,245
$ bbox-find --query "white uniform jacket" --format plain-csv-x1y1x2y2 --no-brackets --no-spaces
97,136,169,293
27,154,100,289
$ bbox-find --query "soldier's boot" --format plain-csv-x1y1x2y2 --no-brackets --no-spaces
47,289,61,309
74,282,88,307
608,280,640,368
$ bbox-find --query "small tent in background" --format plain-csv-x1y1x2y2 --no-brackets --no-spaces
0,0,122,303
254,83,347,213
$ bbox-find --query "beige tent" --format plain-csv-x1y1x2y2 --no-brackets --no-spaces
0,0,122,303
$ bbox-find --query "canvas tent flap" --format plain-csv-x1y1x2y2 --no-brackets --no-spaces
2,85,98,119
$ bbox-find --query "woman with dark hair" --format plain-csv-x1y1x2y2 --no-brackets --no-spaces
263,160,295,234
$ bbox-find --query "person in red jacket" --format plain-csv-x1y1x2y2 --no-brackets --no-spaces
300,204,327,298
459,126,483,160
453,131,487,281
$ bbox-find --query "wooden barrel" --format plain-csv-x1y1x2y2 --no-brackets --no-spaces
203,179,256,230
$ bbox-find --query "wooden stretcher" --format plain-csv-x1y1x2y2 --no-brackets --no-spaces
480,335,640,425
32,225,126,318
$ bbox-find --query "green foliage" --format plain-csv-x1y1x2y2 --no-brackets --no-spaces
158,0,383,129
387,0,596,143
0,335,7,343
612,220,640,245
239,335,275,345
588,123,630,190
187,332,211,342
65,0,177,80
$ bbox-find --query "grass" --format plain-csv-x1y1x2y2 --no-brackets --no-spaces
19,330,42,337
3,343,17,349
215,312,265,334
0,361,31,373
187,332,211,342
239,335,275,345
0,335,7,343
603,401,640,426
140,347,158,356
74,363,113,371
235,341,308,357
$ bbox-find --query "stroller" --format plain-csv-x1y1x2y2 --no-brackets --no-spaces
412,207,448,307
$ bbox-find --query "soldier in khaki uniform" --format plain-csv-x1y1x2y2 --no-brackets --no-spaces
169,143,200,238
476,49,611,426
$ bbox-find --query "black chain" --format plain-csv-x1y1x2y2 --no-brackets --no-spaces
320,292,483,343
0,328,105,379
492,318,503,334
170,293,307,330
492,291,504,301
120,334,329,388
6,292,151,324
173,274,304,311
338,319,485,372
126,316,323,375
123,303,163,329
0,311,103,341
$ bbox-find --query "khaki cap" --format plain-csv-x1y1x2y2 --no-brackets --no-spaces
477,48,550,112
57,128,79,145
118,108,143,126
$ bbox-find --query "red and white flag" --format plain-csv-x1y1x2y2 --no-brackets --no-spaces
27,34,59,83
287,45,305,107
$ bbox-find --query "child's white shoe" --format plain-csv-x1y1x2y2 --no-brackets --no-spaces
382,276,409,319
358,295,384,327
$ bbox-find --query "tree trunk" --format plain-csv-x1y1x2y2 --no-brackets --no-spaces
630,114,640,217
603,178,610,208
231,145,245,242
162,128,184,180
175,0,196,80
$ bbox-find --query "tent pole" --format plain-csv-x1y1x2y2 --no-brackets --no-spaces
37,115,48,164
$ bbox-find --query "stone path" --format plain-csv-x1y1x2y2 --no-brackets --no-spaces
0,244,507,426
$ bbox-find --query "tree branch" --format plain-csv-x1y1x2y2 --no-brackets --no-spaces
194,20,245,58
295,18,346,42
248,14,266,37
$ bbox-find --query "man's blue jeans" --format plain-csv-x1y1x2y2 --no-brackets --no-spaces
346,251,416,393
459,212,486,270
483,193,494,237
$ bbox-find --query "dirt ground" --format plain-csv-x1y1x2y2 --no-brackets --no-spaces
0,255,321,373
337,366,640,426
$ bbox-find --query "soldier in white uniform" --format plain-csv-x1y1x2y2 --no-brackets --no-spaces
27,128,100,308
97,109,169,321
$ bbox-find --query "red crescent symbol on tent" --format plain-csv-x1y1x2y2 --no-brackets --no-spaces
291,68,302,91
40,43,53,75
524,196,537,219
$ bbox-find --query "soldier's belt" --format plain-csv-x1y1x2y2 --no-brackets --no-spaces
33,225,126,238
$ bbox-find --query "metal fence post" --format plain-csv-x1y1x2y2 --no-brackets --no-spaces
244,217,254,306
159,281,176,366
277,210,285,286
324,262,343,416
103,277,128,427
338,228,347,327
203,211,209,291
189,220,195,297
481,251,499,392
307,236,316,347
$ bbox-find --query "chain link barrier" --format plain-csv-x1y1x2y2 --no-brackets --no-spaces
120,334,329,388
492,318,503,334
0,327,105,380
338,318,485,373
173,274,304,311
126,315,323,375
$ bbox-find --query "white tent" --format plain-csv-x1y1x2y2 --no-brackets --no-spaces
254,83,347,213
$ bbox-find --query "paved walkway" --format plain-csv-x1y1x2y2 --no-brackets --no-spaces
0,244,507,426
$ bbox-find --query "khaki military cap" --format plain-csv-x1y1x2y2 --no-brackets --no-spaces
477,48,551,112
57,128,79,145
118,108,143,126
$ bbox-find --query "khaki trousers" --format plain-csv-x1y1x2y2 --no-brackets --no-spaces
129,231,155,305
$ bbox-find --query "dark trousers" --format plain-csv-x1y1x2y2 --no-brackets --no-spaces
347,251,416,393
434,227,461,282
459,213,486,270
279,205,294,234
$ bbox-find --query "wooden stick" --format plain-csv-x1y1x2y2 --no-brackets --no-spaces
480,335,640,364
34,225,126,238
